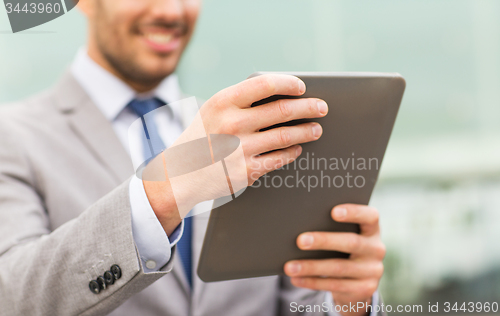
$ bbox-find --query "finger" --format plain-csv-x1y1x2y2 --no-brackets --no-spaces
244,98,328,131
284,258,384,279
296,232,386,259
290,277,379,299
331,204,380,235
244,123,322,155
249,145,302,181
218,74,306,108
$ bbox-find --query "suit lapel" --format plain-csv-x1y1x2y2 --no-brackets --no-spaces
53,71,134,184
171,250,191,296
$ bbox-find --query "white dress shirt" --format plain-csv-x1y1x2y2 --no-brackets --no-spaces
70,49,378,315
71,49,182,273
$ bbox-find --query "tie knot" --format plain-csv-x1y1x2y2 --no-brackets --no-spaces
127,97,165,118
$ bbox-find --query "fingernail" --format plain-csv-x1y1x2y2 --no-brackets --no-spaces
298,79,306,94
317,100,328,115
287,262,302,275
312,124,322,138
296,146,302,156
334,207,347,220
300,234,314,248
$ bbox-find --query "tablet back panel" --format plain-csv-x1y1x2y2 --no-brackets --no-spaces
198,72,405,282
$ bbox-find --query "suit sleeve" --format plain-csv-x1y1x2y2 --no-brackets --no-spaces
0,122,174,316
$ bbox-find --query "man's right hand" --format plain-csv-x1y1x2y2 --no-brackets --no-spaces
144,74,328,235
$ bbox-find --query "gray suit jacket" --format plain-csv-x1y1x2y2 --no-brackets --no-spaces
0,72,333,316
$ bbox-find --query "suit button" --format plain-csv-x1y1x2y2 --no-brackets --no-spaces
96,276,106,290
110,264,122,280
89,280,100,294
103,271,115,285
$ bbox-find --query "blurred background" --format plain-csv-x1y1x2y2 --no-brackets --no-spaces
1,0,500,313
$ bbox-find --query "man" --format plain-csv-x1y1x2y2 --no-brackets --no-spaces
0,0,386,315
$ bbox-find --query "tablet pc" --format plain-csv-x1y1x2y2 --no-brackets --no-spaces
197,72,405,282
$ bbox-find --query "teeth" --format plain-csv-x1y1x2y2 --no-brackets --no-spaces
146,33,173,45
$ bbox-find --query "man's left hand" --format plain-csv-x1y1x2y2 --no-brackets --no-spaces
284,204,386,316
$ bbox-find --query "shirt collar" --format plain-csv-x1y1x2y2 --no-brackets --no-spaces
70,48,183,122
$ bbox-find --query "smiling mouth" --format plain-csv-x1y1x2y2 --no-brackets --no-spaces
136,21,187,46
145,32,175,45
139,28,183,53
137,23,187,53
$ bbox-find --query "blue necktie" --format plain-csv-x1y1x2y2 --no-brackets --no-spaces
127,97,193,288
177,214,193,287
127,98,167,162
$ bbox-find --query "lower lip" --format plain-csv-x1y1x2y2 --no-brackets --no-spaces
143,35,182,53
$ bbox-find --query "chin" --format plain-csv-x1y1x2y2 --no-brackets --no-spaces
146,51,181,74
128,61,174,86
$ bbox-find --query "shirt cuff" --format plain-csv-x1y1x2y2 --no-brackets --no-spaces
129,176,183,273
325,290,380,316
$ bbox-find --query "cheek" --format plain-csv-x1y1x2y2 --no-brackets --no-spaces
95,15,132,49
184,1,201,30
104,1,145,38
